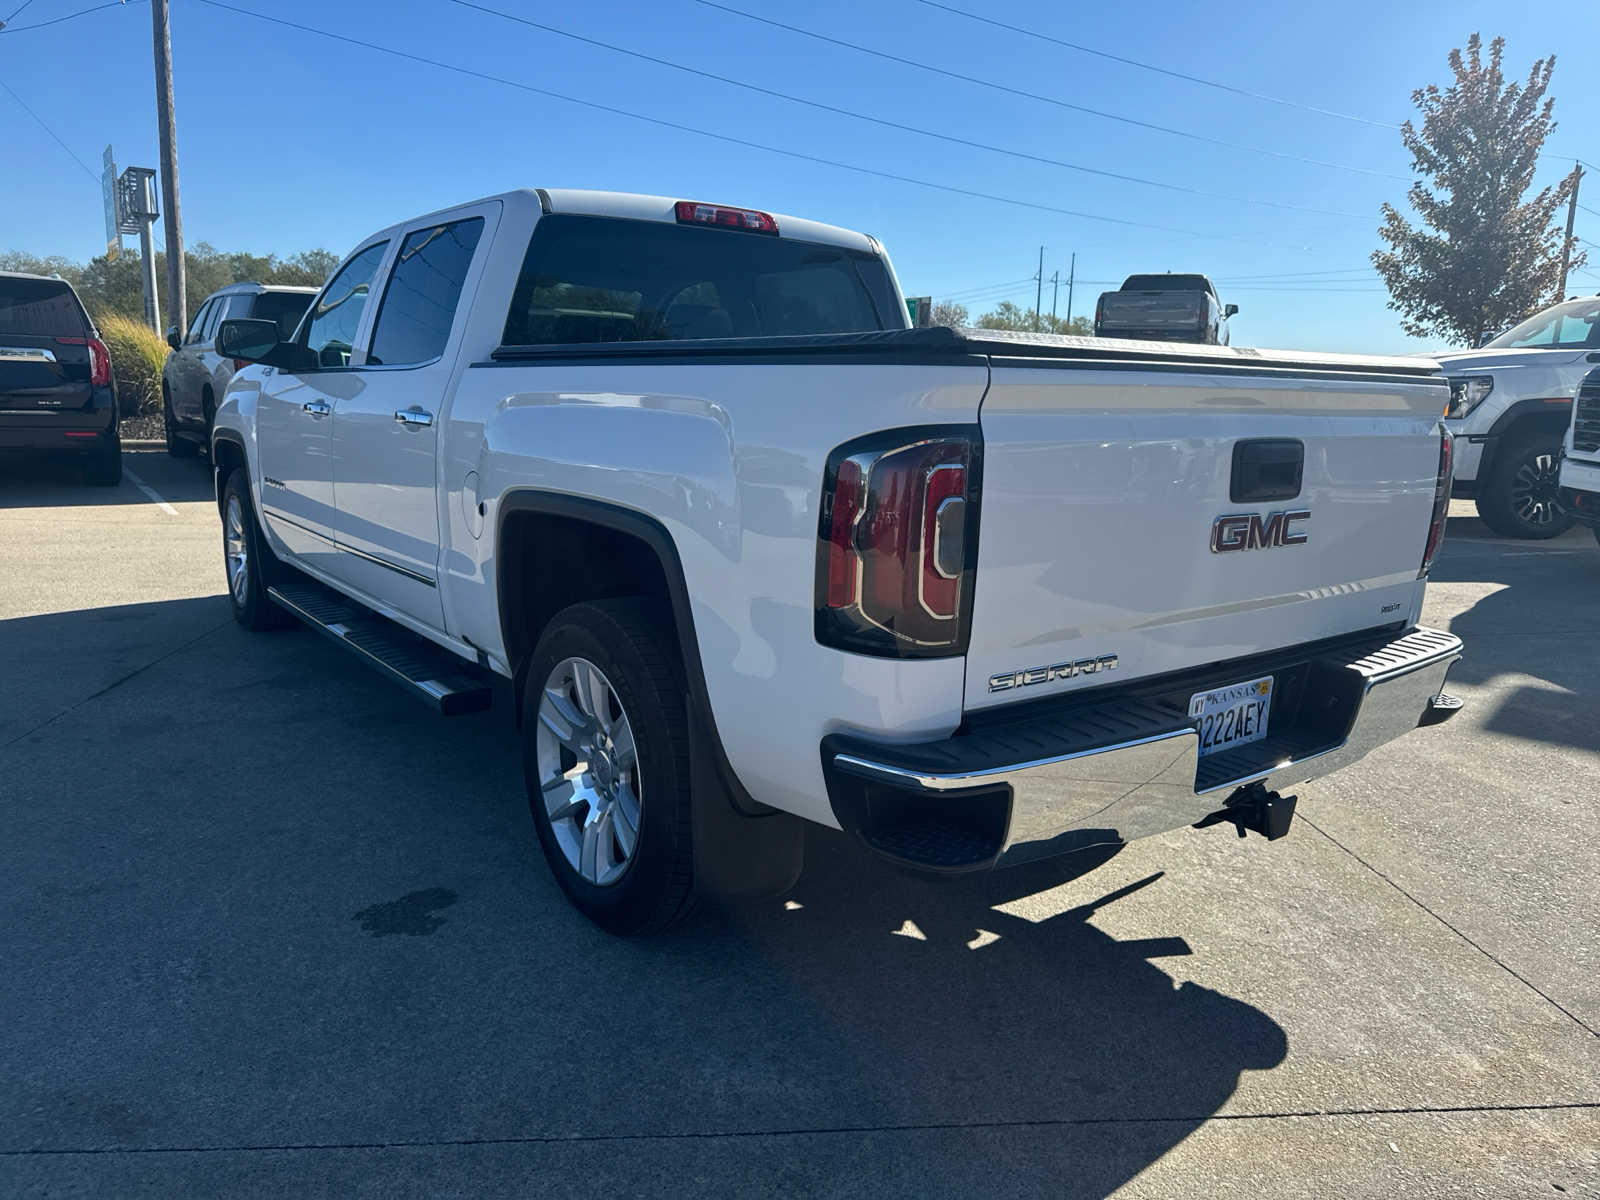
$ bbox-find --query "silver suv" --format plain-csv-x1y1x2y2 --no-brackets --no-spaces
161,282,315,457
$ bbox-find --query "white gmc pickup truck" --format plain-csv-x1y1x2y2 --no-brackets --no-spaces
212,188,1463,934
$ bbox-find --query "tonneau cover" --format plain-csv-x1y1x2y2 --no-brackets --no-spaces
490,326,1442,380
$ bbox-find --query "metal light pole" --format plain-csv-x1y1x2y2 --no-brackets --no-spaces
1065,252,1076,326
152,0,186,337
119,167,161,332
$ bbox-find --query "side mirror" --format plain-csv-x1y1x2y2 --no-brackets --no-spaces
216,317,318,372
1224,303,1239,318
166,325,181,351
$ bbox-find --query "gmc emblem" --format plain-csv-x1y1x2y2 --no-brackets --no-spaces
1211,509,1311,553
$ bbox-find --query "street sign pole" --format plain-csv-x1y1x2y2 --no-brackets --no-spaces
120,167,161,331
101,146,122,262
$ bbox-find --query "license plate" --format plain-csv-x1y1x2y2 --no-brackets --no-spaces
1189,675,1273,757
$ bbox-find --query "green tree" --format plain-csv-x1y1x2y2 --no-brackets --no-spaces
974,301,1091,335
0,243,342,326
929,300,969,328
1374,33,1585,347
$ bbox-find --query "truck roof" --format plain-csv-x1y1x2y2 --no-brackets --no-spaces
379,188,880,256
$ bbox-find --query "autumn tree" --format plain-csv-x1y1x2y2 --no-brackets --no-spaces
1374,33,1584,347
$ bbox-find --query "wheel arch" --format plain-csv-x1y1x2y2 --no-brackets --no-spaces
1479,398,1573,481
210,429,248,517
494,489,766,817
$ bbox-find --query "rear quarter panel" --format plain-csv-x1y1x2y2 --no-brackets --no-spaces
446,360,989,826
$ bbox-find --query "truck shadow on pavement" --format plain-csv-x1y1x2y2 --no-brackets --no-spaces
694,833,1289,1197
1,596,1286,1198
0,447,215,510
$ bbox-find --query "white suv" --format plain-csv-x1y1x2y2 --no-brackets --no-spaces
1435,295,1600,538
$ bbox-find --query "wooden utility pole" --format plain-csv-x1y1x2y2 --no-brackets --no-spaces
151,0,186,338
1065,252,1076,326
1558,163,1582,302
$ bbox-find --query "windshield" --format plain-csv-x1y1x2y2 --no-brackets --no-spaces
1485,298,1600,350
1122,274,1213,294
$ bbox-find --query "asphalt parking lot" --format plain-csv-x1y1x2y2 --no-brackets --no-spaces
2,447,1597,1198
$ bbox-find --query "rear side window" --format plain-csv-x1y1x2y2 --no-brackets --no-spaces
367,217,484,366
303,241,388,368
0,277,88,338
501,215,897,346
249,292,314,340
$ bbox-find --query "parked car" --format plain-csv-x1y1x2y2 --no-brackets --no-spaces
1557,364,1600,546
0,270,120,486
210,188,1461,935
1093,273,1236,344
1435,294,1600,538
161,281,316,457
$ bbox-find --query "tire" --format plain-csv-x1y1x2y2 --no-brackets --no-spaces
164,389,198,458
1474,432,1574,539
220,469,292,631
521,600,696,935
84,427,122,487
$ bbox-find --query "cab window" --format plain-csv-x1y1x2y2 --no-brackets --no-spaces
302,242,389,368
366,218,484,366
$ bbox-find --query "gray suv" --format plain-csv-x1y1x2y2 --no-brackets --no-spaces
162,282,315,457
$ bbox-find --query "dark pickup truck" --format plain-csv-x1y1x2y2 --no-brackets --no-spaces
1094,273,1236,345
0,271,120,485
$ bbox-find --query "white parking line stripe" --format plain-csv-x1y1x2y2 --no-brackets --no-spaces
123,467,179,516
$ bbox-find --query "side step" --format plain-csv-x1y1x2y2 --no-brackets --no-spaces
267,580,493,716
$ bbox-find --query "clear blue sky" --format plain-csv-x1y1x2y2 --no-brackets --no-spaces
3,0,1597,353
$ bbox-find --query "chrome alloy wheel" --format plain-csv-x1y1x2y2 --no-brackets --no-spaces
224,493,249,606
535,657,642,887
1510,452,1564,527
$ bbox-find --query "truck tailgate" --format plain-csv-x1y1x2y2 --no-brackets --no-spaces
965,352,1448,712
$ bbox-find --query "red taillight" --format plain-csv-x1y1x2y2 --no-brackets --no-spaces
57,336,113,387
1420,429,1453,577
232,358,249,372
826,458,865,609
674,200,779,235
816,430,979,657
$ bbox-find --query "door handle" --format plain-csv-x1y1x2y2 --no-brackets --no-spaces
394,407,434,429
302,400,331,418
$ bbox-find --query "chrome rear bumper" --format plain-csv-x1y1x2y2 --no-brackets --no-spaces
824,626,1462,872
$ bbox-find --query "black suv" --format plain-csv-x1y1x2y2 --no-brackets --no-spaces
0,271,120,485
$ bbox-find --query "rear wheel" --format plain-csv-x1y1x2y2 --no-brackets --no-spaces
522,600,696,935
221,470,292,631
84,427,122,486
1475,432,1574,539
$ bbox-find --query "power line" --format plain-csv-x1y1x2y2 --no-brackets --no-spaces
2,0,37,23
192,0,1260,243
692,0,1405,183
0,75,97,180
910,0,1396,130
449,0,1370,221
0,0,143,33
